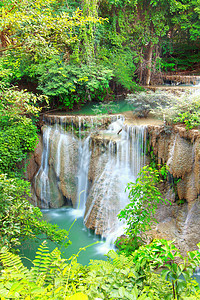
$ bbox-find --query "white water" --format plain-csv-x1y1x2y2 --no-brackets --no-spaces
35,126,52,208
34,116,147,253
56,133,64,178
84,120,147,251
76,136,91,214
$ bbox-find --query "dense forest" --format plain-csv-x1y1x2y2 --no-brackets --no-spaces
1,0,200,108
0,0,200,299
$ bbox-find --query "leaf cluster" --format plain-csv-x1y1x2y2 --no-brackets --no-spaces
1,239,200,299
0,86,47,176
118,165,170,246
151,90,200,129
0,175,69,249
35,59,113,108
126,90,177,118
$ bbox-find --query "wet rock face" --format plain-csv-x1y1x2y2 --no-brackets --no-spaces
84,141,123,236
147,125,200,254
31,125,79,208
48,127,79,207
150,197,200,256
25,134,43,182
148,125,200,203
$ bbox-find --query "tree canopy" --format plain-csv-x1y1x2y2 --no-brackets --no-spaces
0,0,199,109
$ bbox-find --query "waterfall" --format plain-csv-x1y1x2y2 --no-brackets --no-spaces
76,136,91,214
34,115,147,248
35,126,52,208
84,121,147,250
56,133,64,178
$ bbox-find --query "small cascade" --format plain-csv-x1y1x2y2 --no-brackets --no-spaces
56,133,64,178
76,136,91,214
84,120,147,248
162,74,200,86
35,126,52,208
167,133,178,169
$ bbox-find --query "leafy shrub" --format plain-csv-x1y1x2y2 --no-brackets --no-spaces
1,239,200,299
0,117,38,176
126,90,177,118
118,166,170,250
0,86,47,176
91,101,118,115
34,58,114,109
151,91,200,129
126,89,200,130
107,49,138,91
0,85,45,118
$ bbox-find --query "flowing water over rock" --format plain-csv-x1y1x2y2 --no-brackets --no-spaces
27,108,200,257
84,121,146,243
32,115,147,245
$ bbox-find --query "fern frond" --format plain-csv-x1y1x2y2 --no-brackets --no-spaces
30,241,52,283
107,250,135,269
30,241,67,287
0,248,29,277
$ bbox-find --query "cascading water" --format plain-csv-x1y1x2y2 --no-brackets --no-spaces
84,119,147,251
34,126,52,208
33,115,147,252
76,136,91,214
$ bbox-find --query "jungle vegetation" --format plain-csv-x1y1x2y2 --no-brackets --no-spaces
0,0,200,299
0,0,200,109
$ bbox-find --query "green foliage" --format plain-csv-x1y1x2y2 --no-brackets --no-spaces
1,239,200,299
0,84,45,118
1,0,200,98
0,0,100,60
131,239,200,299
127,89,200,130
91,101,118,115
0,117,38,176
152,91,200,129
0,175,70,249
35,59,113,109
118,165,170,250
126,90,177,118
0,85,69,250
101,49,138,91
0,86,46,176
174,110,200,130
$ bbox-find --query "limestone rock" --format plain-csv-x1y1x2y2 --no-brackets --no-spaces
150,198,200,256
48,126,79,207
25,134,42,181
148,125,200,203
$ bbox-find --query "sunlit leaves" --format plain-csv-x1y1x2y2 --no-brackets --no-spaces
0,0,102,60
1,239,200,299
118,165,170,246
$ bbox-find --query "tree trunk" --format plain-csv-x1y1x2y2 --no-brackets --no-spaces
139,47,143,83
146,42,153,86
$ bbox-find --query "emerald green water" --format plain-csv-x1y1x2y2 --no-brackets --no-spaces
66,100,133,115
20,207,109,268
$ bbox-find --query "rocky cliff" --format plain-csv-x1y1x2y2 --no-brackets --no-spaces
147,125,200,254
26,115,200,254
